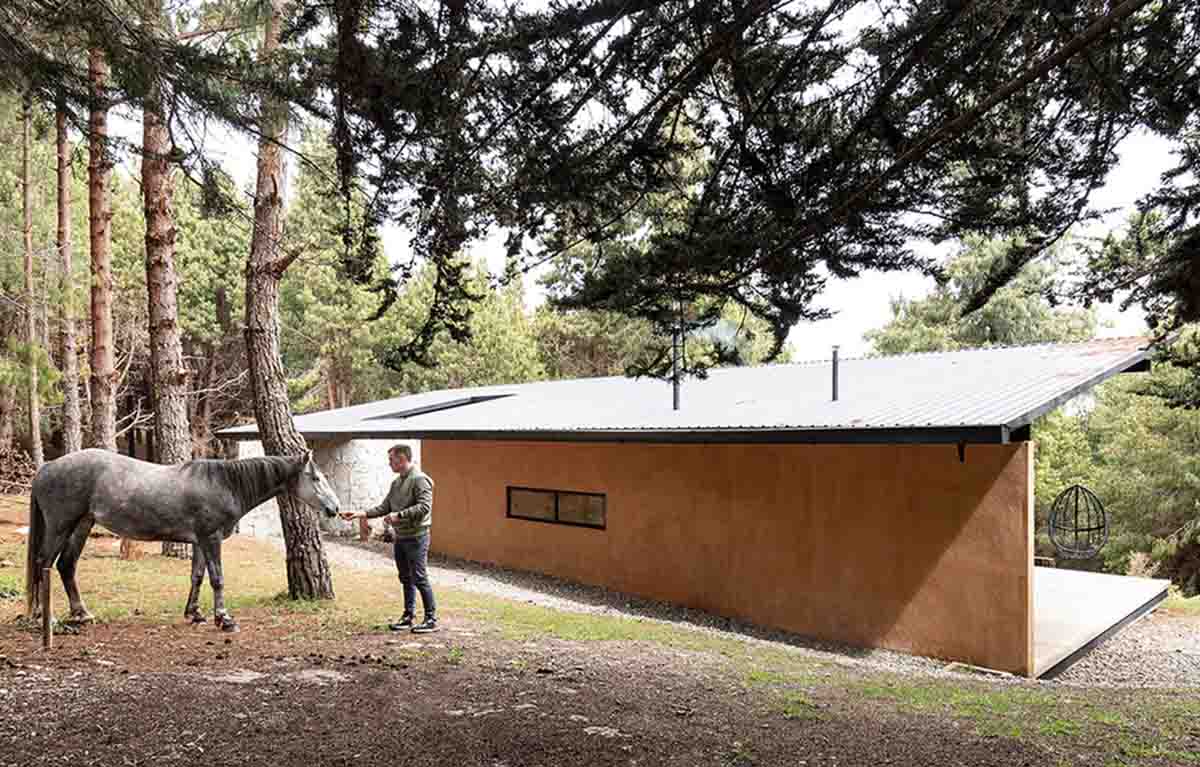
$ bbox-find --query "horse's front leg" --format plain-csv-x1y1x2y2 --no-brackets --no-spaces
199,536,237,633
183,546,208,624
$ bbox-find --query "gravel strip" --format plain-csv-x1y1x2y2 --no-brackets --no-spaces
1050,612,1200,688
263,534,1200,688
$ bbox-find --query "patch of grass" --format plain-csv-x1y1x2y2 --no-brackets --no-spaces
1118,738,1200,765
446,647,464,665
976,720,1025,739
744,667,820,687
855,678,1079,742
779,692,822,720
1039,717,1082,738
745,669,780,686
856,679,1057,717
0,572,21,599
1089,710,1129,729
1164,590,1200,616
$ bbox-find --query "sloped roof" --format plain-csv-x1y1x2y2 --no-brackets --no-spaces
217,337,1150,445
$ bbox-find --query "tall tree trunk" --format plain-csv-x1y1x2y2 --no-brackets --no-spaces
88,46,117,452
90,46,135,557
192,341,215,456
245,0,334,600
39,180,50,353
23,92,44,469
0,384,14,448
58,97,82,455
143,0,193,558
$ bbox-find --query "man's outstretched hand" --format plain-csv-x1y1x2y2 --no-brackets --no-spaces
339,510,365,521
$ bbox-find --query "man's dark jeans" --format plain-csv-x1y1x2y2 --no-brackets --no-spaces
393,531,436,619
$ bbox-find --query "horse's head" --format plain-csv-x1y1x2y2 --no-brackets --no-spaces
293,451,340,518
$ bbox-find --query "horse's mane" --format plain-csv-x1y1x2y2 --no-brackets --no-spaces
183,455,302,512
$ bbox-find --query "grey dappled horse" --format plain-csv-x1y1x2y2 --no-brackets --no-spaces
25,448,340,633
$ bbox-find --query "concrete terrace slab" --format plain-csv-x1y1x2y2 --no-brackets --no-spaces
1034,567,1169,679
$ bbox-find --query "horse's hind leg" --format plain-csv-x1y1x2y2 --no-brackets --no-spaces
31,510,80,622
57,515,96,624
183,546,208,624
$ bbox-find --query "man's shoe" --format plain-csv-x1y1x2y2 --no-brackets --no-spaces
411,617,439,634
388,614,415,631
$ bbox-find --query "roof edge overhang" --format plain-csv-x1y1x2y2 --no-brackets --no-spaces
219,425,1015,445
1002,343,1152,432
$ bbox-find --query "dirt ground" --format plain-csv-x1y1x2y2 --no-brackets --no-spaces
0,625,1049,767
1,497,1196,766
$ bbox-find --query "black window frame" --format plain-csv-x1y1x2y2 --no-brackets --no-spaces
506,486,607,530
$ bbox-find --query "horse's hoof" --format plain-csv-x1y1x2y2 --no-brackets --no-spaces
67,612,96,626
215,615,239,633
187,613,207,625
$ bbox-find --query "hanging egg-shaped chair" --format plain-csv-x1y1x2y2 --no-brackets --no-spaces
1048,484,1108,560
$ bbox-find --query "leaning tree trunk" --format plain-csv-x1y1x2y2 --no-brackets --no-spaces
244,0,334,600
58,96,82,455
143,3,193,558
23,92,43,469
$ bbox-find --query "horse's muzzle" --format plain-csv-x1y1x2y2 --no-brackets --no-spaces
322,504,339,518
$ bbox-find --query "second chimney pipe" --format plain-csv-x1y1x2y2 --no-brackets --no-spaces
832,346,839,402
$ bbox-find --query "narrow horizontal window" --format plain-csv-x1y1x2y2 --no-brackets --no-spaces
507,486,606,530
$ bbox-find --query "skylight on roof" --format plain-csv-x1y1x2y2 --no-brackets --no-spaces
362,394,514,421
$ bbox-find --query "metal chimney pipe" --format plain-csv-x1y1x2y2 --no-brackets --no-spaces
832,346,839,402
672,322,682,411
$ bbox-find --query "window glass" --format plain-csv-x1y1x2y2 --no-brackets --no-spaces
558,492,606,528
509,488,555,521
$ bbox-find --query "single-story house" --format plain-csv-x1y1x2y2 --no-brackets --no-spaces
218,337,1168,677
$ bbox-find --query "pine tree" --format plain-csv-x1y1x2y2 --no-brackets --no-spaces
57,94,82,455
140,0,194,558
22,91,43,467
244,0,335,600
88,44,117,453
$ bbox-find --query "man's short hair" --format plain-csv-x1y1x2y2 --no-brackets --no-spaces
388,444,413,460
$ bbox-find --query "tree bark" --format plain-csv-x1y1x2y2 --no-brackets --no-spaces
0,384,14,449
39,181,50,354
245,0,334,600
143,0,193,558
88,46,117,453
89,46,137,557
192,341,215,456
58,98,82,455
23,92,43,469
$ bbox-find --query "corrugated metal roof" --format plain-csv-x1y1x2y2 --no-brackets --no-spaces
217,337,1150,444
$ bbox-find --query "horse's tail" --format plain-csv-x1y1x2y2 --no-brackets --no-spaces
25,492,43,617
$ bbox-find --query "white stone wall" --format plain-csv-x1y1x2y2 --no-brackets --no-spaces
234,438,419,538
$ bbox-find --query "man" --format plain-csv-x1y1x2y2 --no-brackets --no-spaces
342,444,437,633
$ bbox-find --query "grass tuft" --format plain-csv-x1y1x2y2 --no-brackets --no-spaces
0,572,21,600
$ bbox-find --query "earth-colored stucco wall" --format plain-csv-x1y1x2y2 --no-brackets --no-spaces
236,438,416,538
423,440,1034,675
